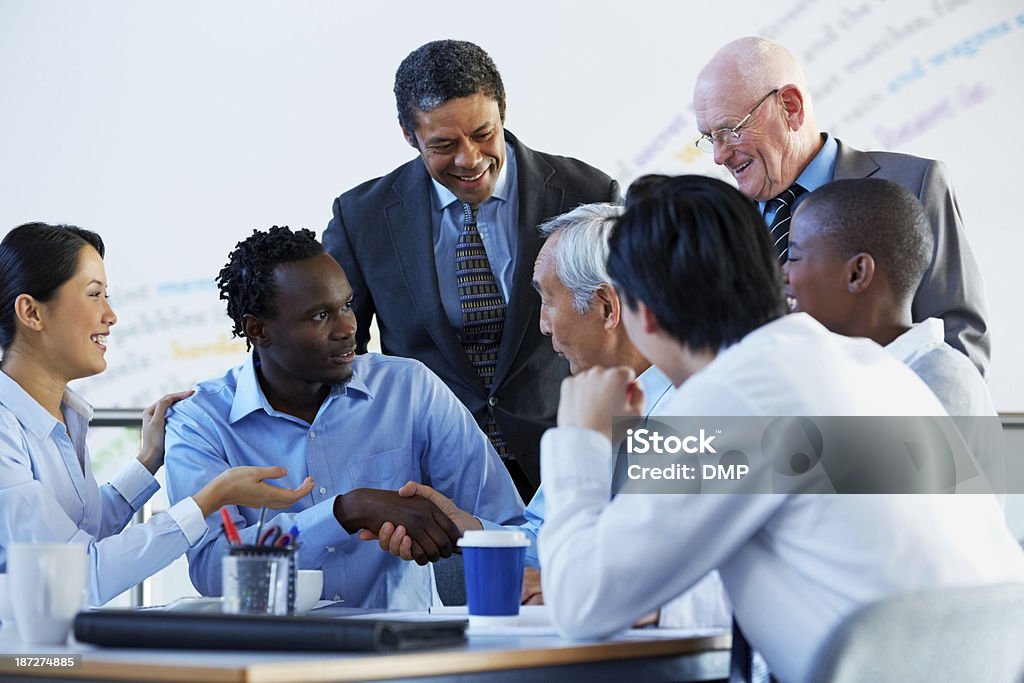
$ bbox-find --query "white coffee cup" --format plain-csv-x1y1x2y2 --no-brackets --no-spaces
0,573,15,629
7,543,87,645
294,569,324,614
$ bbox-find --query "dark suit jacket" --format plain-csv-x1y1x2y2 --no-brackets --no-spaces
323,131,620,489
832,138,990,378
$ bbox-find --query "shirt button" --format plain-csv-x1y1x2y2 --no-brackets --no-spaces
487,396,498,407
333,595,342,602
319,486,328,496
309,430,317,440
326,546,335,553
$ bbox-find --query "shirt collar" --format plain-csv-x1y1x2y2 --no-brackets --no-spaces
794,132,839,193
637,365,674,417
757,134,838,213
430,141,514,211
0,369,93,440
885,318,945,363
229,353,374,424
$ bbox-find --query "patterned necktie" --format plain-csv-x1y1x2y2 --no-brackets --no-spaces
455,202,510,458
765,184,806,264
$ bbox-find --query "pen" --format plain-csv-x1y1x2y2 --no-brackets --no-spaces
255,507,268,545
220,507,242,545
288,525,300,546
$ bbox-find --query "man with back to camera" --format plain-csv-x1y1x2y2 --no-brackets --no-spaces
692,36,990,377
536,174,1024,683
784,177,1004,496
164,226,524,609
323,40,621,501
362,201,730,628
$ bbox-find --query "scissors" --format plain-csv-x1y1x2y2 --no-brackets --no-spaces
273,534,293,548
258,526,282,547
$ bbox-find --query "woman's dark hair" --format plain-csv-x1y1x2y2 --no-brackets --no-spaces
607,174,786,351
0,222,105,350
216,226,324,348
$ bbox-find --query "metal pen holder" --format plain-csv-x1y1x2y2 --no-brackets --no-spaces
224,544,299,615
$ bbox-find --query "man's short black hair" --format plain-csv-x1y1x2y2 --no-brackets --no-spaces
216,226,324,348
394,40,506,138
607,174,786,351
797,178,934,304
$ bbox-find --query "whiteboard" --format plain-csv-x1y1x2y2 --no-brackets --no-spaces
1,0,1021,410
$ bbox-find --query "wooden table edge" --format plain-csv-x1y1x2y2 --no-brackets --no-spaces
0,634,730,682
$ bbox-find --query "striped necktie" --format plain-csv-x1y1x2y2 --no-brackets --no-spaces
765,184,806,264
455,202,510,458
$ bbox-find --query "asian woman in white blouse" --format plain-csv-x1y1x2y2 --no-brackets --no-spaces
0,222,314,604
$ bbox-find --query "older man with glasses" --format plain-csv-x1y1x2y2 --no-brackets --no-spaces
692,36,990,379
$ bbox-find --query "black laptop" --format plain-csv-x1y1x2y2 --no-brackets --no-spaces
74,609,467,652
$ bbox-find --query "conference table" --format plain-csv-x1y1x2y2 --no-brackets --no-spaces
0,609,731,682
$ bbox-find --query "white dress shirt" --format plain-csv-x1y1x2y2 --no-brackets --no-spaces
519,364,673,567
0,371,207,605
886,318,995,418
886,318,1003,495
539,314,1024,683
521,364,731,629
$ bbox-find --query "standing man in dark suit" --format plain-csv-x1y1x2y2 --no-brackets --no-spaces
692,36,990,378
324,40,620,500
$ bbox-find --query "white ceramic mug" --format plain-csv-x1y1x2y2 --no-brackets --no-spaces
0,573,15,629
294,569,324,614
7,543,87,645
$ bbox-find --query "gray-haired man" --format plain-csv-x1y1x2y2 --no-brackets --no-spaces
366,203,730,627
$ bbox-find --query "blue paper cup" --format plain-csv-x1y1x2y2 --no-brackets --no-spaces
458,529,530,626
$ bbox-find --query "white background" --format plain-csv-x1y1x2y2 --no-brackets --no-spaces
1,0,1022,411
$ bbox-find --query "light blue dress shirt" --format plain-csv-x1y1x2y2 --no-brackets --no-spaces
0,370,207,605
431,142,519,331
761,132,839,222
518,365,674,567
164,352,525,609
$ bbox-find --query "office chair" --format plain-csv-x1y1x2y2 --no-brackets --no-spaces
811,583,1024,683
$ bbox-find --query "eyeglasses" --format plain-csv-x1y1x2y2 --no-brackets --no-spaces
695,89,779,153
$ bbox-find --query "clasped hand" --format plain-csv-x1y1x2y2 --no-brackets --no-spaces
357,481,481,563
557,366,645,441
337,488,462,565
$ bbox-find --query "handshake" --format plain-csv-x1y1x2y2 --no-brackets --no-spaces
343,481,545,606
336,481,482,565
